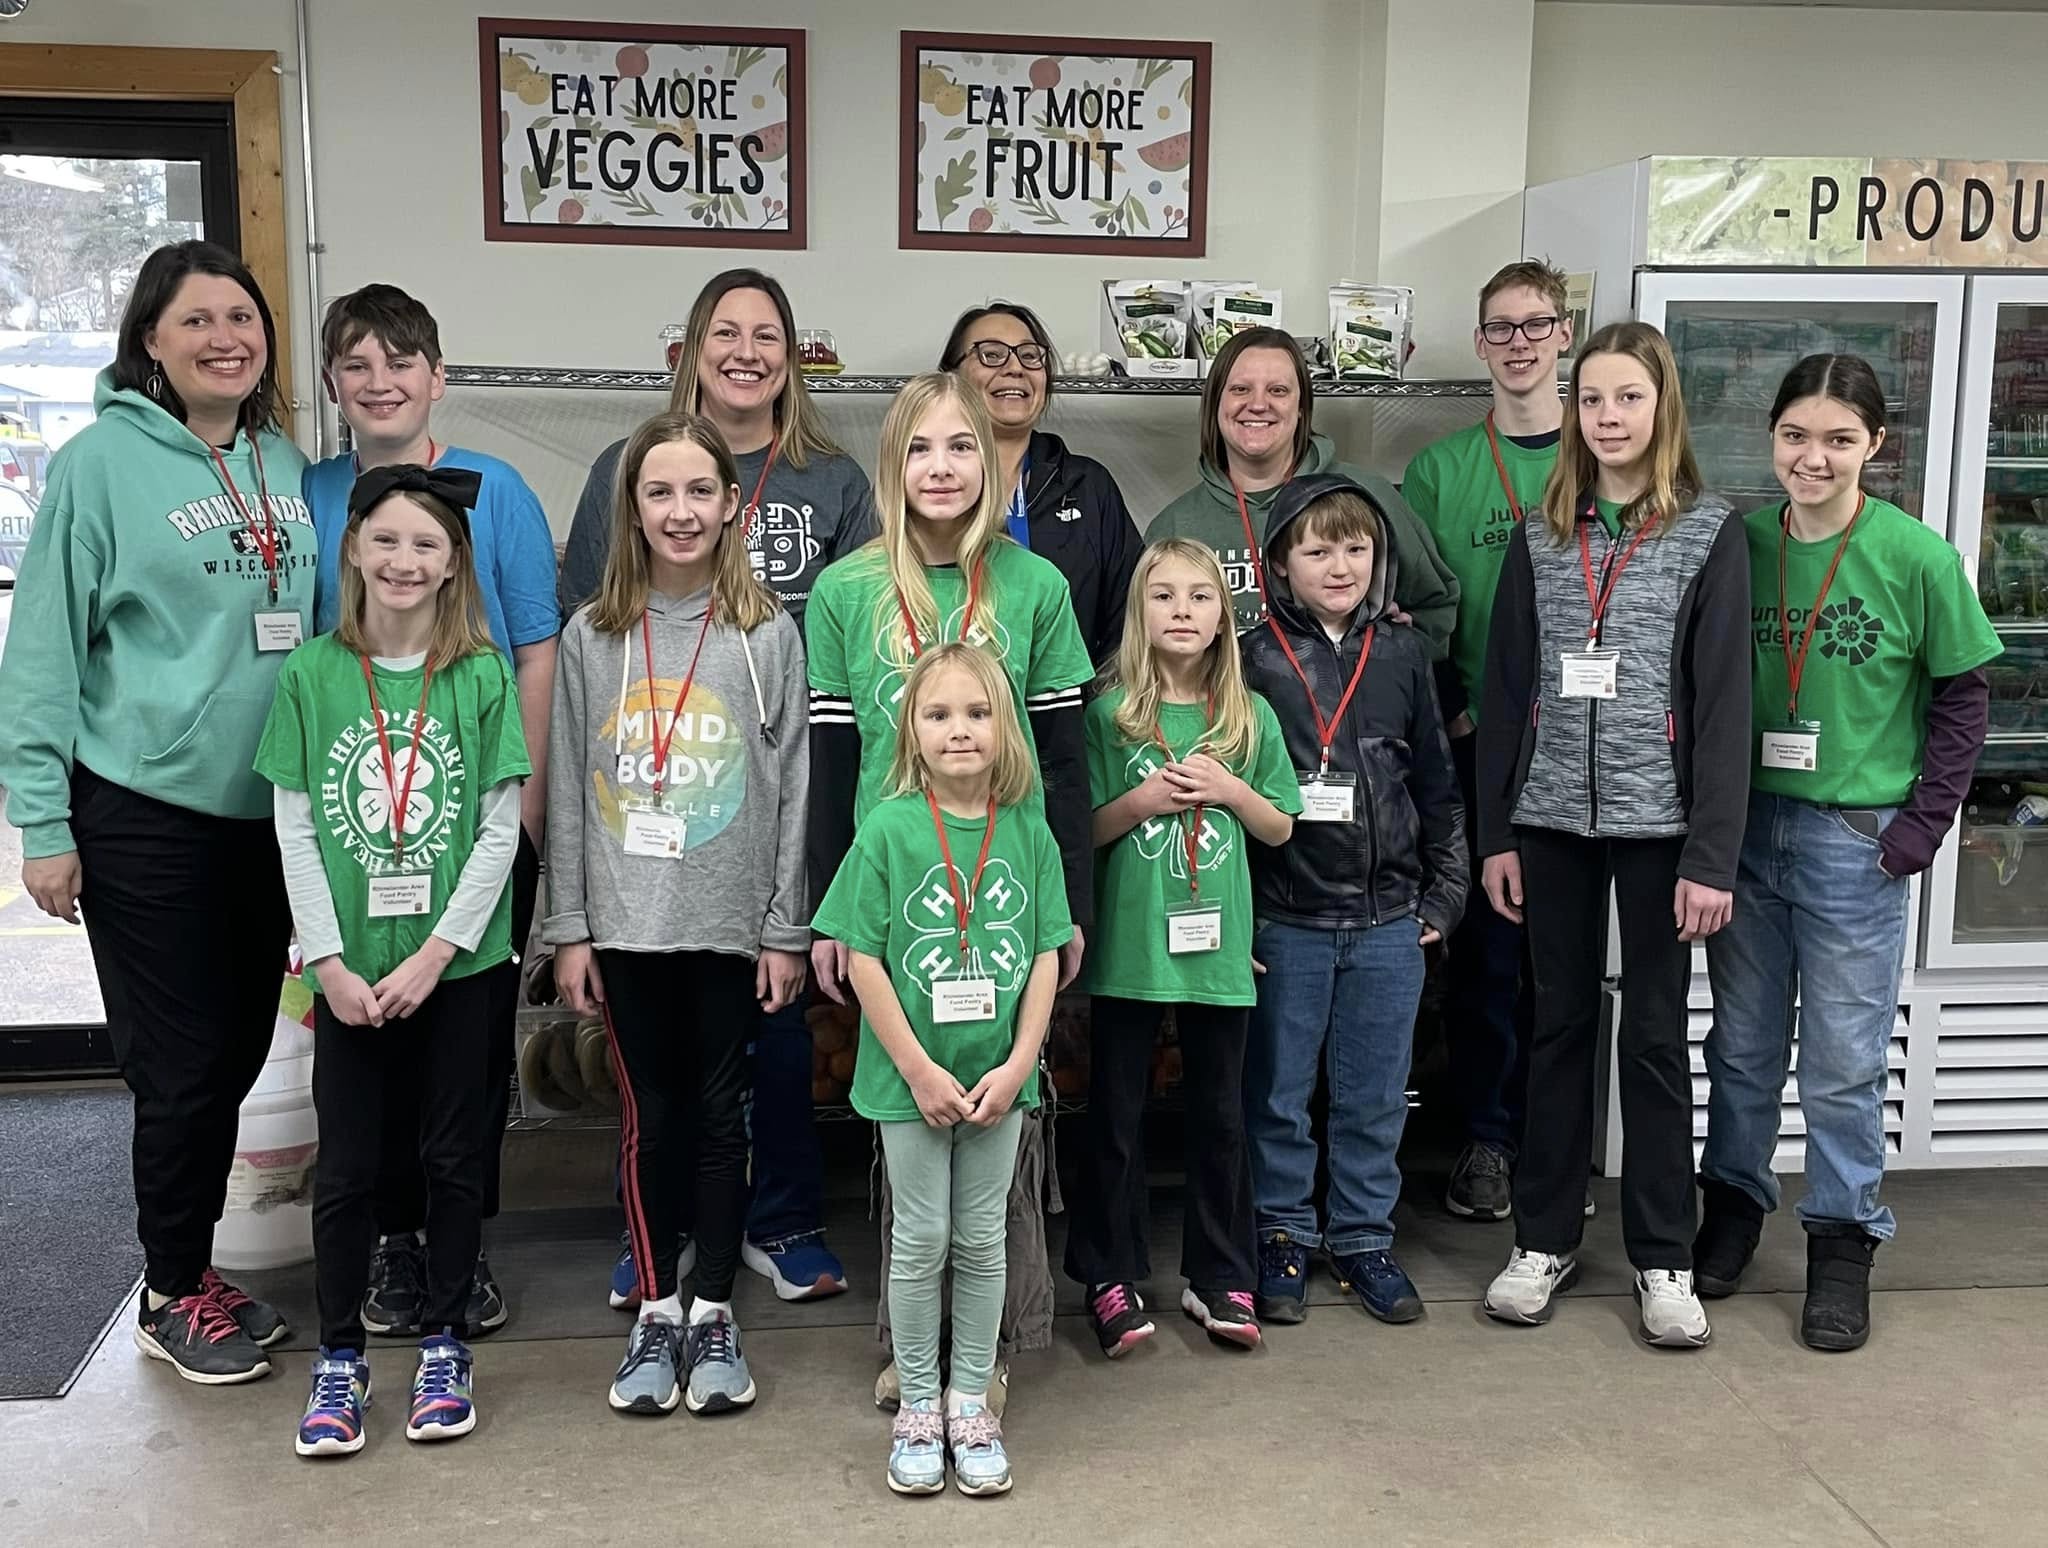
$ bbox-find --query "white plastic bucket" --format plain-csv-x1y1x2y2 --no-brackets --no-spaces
212,979,319,1272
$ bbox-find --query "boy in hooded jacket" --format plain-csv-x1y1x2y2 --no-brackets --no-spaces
1239,473,1468,1327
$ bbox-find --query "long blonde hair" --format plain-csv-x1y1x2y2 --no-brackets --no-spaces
667,269,841,470
590,412,780,635
864,372,1010,666
336,490,494,664
1541,321,1702,545
1108,539,1259,771
887,642,1037,807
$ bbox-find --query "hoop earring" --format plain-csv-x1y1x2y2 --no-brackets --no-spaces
145,368,165,400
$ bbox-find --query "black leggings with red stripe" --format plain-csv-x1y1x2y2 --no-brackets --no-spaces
597,949,755,1303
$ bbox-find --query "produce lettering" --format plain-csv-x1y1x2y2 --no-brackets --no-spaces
1809,174,2046,248
526,71,767,197
965,83,1141,203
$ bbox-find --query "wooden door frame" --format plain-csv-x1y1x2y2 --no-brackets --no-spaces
0,45,295,433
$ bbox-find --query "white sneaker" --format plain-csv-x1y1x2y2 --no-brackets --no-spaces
1635,1269,1712,1347
1484,1248,1578,1325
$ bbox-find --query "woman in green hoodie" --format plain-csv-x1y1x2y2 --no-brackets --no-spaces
1151,326,1459,655
0,241,315,1386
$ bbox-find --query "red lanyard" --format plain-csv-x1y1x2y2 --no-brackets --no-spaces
740,438,780,541
894,560,985,658
924,790,998,957
1230,479,1280,618
1154,693,1216,900
641,603,716,802
1483,413,1526,525
1577,509,1655,647
351,438,437,476
208,439,280,603
358,653,437,864
1264,619,1375,775
1777,493,1865,723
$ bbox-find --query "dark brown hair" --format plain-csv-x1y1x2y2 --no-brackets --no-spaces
939,301,1060,409
110,240,282,434
322,283,442,368
1769,353,1887,437
1199,326,1313,478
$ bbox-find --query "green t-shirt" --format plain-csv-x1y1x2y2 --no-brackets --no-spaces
254,634,532,987
1083,687,1303,1007
805,539,1096,823
1403,421,1557,722
811,792,1073,1122
1592,496,1625,536
1745,497,2002,806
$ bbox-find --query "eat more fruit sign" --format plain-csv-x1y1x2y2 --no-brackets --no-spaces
480,18,805,248
899,32,1210,255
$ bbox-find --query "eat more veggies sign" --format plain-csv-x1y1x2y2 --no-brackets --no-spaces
480,18,806,248
899,32,1210,255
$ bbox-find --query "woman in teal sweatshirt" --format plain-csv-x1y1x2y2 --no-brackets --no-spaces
0,241,315,1386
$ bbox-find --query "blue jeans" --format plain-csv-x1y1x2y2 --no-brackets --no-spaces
1701,792,1911,1239
1245,918,1425,1254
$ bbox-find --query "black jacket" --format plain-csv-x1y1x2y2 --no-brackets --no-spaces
1241,473,1468,935
1019,430,1142,668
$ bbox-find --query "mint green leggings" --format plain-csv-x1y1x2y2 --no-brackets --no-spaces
879,1107,1023,1405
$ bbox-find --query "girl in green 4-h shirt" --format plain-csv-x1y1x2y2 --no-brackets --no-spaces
1697,355,2000,1354
813,643,1070,1498
1063,538,1302,1357
255,464,529,1459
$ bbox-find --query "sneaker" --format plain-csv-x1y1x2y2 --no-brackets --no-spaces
946,1397,1012,1496
1483,1248,1579,1325
362,1233,425,1337
1255,1231,1310,1324
1635,1269,1712,1348
1086,1282,1155,1358
1181,1286,1262,1349
1693,1181,1765,1299
1800,1226,1878,1352
201,1267,288,1348
466,1250,508,1337
741,1230,848,1301
887,1398,946,1495
135,1290,271,1384
608,1231,695,1312
1445,1142,1513,1220
405,1335,476,1441
1330,1248,1424,1324
608,1314,682,1414
295,1350,371,1457
683,1309,756,1414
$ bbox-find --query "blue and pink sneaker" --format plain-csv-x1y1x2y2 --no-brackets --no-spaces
1181,1287,1262,1349
405,1335,475,1442
296,1349,370,1457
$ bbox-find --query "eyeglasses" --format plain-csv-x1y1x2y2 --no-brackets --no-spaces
968,340,1049,371
1480,316,1561,345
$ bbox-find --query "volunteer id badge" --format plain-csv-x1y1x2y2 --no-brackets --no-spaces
1560,649,1618,699
368,873,432,918
1298,773,1357,824
623,808,687,858
1166,897,1223,954
932,974,997,1024
1761,721,1821,772
254,610,303,652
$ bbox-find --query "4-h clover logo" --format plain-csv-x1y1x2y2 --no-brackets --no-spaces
870,605,1015,728
327,725,462,869
898,857,1033,995
1816,596,1884,665
1123,746,1231,880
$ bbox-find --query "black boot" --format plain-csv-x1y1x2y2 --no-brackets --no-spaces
1692,1180,1764,1299
1800,1225,1879,1352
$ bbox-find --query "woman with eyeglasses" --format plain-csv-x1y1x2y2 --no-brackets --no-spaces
939,302,1143,667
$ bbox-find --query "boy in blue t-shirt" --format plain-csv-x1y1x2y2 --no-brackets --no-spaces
305,283,559,1338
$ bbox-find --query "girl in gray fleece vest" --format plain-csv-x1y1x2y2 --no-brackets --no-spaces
1473,322,1751,1350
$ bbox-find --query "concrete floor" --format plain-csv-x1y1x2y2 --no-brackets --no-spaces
3,1275,2044,1547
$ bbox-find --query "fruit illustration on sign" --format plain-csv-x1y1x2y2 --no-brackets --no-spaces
753,120,789,162
969,206,995,233
1138,132,1191,172
918,63,949,105
558,199,585,223
615,43,648,78
1029,57,1061,89
499,50,535,90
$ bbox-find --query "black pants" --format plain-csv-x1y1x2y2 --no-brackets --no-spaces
313,971,493,1350
71,765,292,1300
599,949,754,1304
1515,829,1694,1268
1064,997,1255,1293
374,826,539,1234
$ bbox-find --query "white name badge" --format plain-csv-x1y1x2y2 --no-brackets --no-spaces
1760,724,1821,772
1299,773,1357,824
623,808,687,858
367,873,432,918
932,976,997,1024
1560,649,1618,699
1166,904,1224,955
253,610,303,652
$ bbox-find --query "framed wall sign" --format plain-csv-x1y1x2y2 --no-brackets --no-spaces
480,17,806,248
898,31,1210,255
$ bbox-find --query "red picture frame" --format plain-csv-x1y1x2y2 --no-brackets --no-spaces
479,16,807,249
899,30,1210,256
